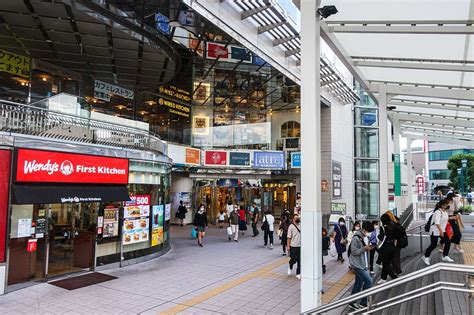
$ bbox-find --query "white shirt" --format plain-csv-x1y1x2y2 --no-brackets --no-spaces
430,209,449,236
263,214,275,231
226,204,234,215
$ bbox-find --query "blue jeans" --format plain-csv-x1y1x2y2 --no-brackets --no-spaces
351,267,373,306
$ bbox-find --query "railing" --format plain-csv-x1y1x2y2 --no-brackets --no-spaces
306,263,474,314
405,223,427,254
0,100,166,154
400,203,415,229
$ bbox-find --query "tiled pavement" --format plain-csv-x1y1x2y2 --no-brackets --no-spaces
0,225,354,314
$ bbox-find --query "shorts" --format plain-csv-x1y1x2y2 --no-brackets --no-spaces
196,226,206,232
218,219,225,223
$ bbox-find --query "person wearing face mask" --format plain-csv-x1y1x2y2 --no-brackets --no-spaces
377,214,398,284
228,206,240,242
348,221,361,245
287,214,301,279
422,199,454,265
193,204,208,247
368,221,380,275
334,217,348,263
348,221,374,310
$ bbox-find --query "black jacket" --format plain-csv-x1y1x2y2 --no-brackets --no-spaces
378,222,402,247
193,211,208,227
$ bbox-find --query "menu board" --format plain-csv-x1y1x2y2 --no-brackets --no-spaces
123,195,150,245
151,205,164,246
103,207,119,238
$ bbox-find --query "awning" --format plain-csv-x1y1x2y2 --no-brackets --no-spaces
11,184,130,205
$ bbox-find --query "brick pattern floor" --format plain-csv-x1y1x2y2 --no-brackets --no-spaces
0,225,354,314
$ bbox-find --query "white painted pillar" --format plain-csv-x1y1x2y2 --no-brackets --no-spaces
378,85,389,214
393,118,402,213
300,0,322,312
406,137,413,195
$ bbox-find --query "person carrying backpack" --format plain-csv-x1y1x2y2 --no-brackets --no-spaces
348,221,374,310
385,211,407,275
377,214,398,284
422,199,454,265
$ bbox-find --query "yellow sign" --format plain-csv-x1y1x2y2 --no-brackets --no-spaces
0,49,30,78
159,85,191,103
158,97,190,117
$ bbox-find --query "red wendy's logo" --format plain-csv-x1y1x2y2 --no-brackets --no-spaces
60,160,74,176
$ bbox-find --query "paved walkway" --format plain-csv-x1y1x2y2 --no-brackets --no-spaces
0,225,353,314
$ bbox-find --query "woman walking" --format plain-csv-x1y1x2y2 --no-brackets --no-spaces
193,204,207,247
238,205,248,235
279,211,291,256
217,210,226,228
176,201,187,226
446,192,464,253
262,210,275,249
377,214,398,284
422,199,454,265
334,217,348,263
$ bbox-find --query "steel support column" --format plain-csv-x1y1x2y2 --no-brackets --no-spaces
379,85,389,213
300,0,322,312
406,138,414,216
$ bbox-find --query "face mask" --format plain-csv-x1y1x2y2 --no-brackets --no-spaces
339,222,345,226
374,224,379,228
295,219,300,224
355,227,360,231
446,205,450,210
200,207,204,211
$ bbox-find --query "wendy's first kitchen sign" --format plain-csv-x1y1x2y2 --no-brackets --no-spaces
15,149,129,184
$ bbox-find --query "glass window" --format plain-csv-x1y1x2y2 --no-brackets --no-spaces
355,182,379,218
355,160,379,181
429,149,469,161
355,107,378,127
281,121,300,138
429,170,451,180
355,127,379,158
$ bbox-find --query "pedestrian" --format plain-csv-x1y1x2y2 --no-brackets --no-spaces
226,200,234,216
217,210,226,228
334,217,348,263
228,206,240,242
422,199,454,265
446,192,464,253
238,205,248,235
176,201,187,227
348,221,374,310
467,189,473,206
377,214,398,284
368,220,379,275
348,221,361,245
322,227,330,274
287,214,301,279
251,203,260,237
385,211,406,275
279,211,291,256
193,204,207,247
262,210,275,249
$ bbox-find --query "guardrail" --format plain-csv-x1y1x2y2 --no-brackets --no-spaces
0,100,166,154
306,263,474,314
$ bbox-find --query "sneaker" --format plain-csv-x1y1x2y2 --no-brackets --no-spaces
228,237,231,242
234,239,239,243
270,244,274,250
421,256,431,266
442,256,454,262
198,243,203,247
455,248,465,254
370,271,375,276
377,279,387,285
287,267,292,276
296,274,301,280
348,303,362,310
282,253,287,256
263,245,267,248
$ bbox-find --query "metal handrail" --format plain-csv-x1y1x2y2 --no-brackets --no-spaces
0,99,166,154
306,263,474,314
353,285,474,315
405,223,426,233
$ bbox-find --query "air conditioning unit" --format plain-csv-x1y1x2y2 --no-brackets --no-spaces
283,137,300,151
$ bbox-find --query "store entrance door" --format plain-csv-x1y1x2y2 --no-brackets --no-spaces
46,203,97,277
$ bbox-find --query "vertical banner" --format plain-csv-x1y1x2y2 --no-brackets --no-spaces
394,154,401,196
0,150,11,262
332,161,342,199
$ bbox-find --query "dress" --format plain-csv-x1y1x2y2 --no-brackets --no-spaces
334,224,348,254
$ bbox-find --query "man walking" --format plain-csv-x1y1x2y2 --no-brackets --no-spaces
251,202,260,237
287,214,301,279
228,206,240,242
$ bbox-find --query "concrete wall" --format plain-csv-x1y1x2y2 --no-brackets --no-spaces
170,173,194,225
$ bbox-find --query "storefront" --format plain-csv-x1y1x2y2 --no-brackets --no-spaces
0,143,171,290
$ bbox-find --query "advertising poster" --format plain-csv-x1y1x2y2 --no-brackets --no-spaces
151,205,164,246
123,195,150,245
253,151,285,169
103,207,119,238
332,161,342,199
165,204,171,221
229,152,251,167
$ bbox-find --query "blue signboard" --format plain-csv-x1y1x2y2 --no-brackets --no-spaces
253,151,285,169
155,13,170,35
229,152,251,167
291,152,301,168
217,179,238,187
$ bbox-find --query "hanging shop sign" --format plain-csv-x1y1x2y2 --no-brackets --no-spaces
290,152,301,168
15,149,129,185
394,154,401,197
185,148,201,165
159,85,191,104
253,151,285,169
416,176,425,195
123,195,150,245
217,179,238,187
94,79,134,102
332,161,342,199
229,151,251,167
192,116,210,135
206,42,253,64
155,12,170,34
0,49,30,78
158,97,190,118
204,150,228,166
331,203,346,215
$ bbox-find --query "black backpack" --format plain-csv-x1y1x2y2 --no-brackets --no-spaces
347,235,365,257
424,209,439,232
396,223,408,248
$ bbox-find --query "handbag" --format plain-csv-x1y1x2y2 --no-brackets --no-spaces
261,215,269,231
227,226,233,236
191,228,198,239
336,224,348,245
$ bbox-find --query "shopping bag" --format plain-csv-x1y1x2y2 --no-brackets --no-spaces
329,240,337,257
226,226,233,236
191,228,198,239
446,222,453,240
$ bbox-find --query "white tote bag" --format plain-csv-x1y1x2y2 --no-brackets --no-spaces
226,226,233,236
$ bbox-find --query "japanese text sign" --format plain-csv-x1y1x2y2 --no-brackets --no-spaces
0,49,30,78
